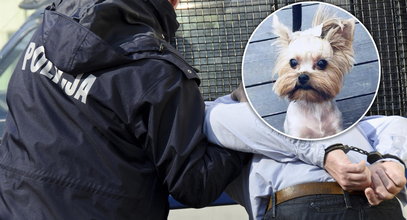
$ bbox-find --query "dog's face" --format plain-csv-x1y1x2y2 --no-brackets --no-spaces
272,14,355,103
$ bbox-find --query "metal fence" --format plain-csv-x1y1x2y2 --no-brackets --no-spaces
172,0,273,101
172,0,407,116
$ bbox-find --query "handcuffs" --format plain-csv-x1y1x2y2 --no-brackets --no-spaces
325,143,406,168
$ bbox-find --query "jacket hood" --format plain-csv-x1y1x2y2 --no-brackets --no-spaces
38,1,194,76
54,0,179,43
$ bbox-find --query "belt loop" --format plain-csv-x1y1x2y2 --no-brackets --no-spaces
343,191,352,209
272,192,276,218
265,192,277,219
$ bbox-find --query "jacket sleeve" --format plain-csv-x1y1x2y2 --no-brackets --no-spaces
136,64,248,208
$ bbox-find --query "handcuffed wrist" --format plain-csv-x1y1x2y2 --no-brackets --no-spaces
324,144,406,169
324,143,347,165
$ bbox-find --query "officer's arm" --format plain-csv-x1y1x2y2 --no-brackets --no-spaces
140,67,248,208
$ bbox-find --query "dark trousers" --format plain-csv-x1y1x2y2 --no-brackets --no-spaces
264,194,405,220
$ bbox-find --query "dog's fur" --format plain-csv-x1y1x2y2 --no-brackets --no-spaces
272,6,355,138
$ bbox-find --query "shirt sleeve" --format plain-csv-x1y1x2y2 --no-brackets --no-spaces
138,68,248,208
358,115,407,164
204,95,326,167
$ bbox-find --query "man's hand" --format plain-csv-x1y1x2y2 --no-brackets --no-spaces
231,83,248,102
365,161,406,205
324,149,371,191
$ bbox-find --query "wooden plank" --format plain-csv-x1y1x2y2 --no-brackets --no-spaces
262,112,286,133
246,83,289,116
338,93,376,129
340,61,380,99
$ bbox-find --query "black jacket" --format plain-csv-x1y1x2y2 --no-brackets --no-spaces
0,0,246,219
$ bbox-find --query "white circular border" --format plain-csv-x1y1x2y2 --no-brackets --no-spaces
241,1,382,141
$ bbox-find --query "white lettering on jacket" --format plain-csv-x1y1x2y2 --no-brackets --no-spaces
22,42,96,104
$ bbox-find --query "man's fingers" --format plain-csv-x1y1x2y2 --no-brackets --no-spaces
346,173,370,183
342,160,368,173
371,170,395,200
365,187,382,206
375,168,402,195
369,162,405,199
338,173,371,188
332,160,372,191
383,164,407,187
337,173,371,191
388,172,407,187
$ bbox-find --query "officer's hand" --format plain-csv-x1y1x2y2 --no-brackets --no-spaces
231,83,248,102
365,161,406,205
324,149,371,191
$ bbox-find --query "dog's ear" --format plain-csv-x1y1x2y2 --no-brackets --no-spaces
322,18,355,50
272,15,292,48
340,18,355,43
313,5,355,50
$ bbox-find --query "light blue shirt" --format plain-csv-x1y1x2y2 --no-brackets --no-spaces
204,95,407,220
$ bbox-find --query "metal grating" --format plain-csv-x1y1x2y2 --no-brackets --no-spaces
351,0,407,116
173,0,407,116
172,0,274,101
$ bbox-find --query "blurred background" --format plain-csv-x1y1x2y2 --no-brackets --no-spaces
0,0,36,48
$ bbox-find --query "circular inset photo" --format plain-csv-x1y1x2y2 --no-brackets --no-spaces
242,2,380,140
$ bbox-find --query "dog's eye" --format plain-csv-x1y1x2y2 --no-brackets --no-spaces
289,59,298,68
317,59,328,70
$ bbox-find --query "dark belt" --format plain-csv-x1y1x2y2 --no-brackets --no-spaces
266,182,365,212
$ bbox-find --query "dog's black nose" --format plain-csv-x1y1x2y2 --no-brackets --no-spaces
298,74,309,85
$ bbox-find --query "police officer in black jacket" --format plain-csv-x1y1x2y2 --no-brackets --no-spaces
0,0,248,219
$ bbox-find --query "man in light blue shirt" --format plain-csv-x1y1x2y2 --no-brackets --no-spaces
204,95,406,220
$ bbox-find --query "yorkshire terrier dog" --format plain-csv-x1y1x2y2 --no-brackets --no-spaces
272,7,355,139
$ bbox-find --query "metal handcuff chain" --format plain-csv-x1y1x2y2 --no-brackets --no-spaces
325,144,406,168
